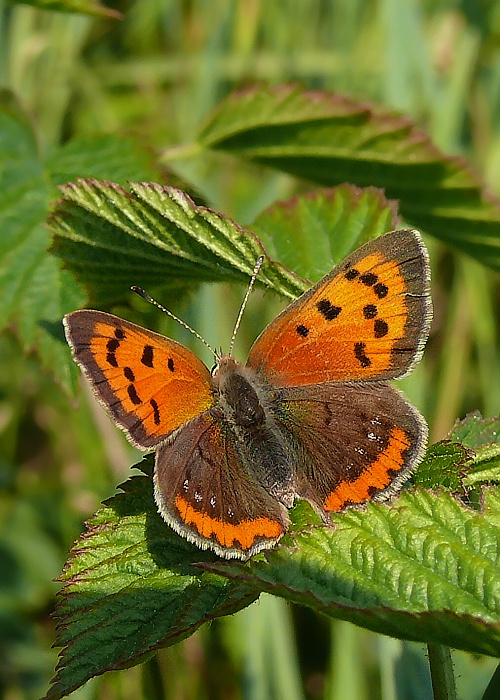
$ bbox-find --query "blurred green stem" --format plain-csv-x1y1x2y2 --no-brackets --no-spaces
141,655,165,700
427,644,457,700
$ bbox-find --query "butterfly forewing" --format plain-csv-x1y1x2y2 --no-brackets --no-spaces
154,413,289,559
248,230,431,386
64,310,214,448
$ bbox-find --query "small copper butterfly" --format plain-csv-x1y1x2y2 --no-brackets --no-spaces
64,229,432,559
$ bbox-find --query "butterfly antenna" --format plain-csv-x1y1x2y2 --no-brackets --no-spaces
228,256,264,357
131,286,219,361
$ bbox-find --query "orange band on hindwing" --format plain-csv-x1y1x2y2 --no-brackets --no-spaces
324,427,411,511
174,495,284,550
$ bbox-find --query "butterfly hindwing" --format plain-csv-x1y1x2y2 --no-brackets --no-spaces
276,381,427,514
64,310,214,448
154,413,289,559
247,229,431,386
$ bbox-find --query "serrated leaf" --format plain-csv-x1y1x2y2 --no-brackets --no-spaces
207,489,500,658
49,179,309,304
252,185,399,280
415,414,500,492
198,84,500,273
50,180,404,307
451,413,500,486
7,0,122,19
414,441,472,491
46,459,257,700
451,412,500,450
50,465,500,698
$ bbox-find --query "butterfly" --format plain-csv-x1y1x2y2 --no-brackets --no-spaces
64,228,432,559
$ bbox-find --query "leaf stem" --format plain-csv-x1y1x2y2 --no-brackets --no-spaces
427,644,457,700
141,655,165,700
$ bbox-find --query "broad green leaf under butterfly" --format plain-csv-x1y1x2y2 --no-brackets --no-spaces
48,456,500,698
207,489,500,658
198,84,500,273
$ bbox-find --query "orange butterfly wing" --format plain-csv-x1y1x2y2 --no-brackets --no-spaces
64,310,214,448
247,229,431,386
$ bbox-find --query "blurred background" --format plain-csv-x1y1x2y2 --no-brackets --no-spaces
0,1,499,698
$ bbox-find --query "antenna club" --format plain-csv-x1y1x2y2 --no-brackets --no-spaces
131,286,149,301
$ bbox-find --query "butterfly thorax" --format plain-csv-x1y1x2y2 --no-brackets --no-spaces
211,356,270,431
210,356,295,506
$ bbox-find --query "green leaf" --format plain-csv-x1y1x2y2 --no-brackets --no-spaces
7,0,122,19
49,179,309,304
50,180,404,306
252,185,399,281
0,90,160,393
414,441,472,491
207,489,500,658
47,134,157,187
415,413,500,491
451,413,500,486
198,84,500,273
0,89,84,393
451,412,500,450
49,464,500,698
46,460,257,700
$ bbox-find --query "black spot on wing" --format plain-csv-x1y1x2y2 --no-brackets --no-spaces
107,338,120,353
150,398,161,425
360,272,378,287
124,366,135,381
374,319,389,338
354,342,371,368
374,282,388,298
106,353,118,368
106,337,120,367
127,384,141,405
317,299,341,321
363,304,377,319
141,345,154,368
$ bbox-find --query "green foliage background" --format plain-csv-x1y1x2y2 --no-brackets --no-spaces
1,1,499,699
